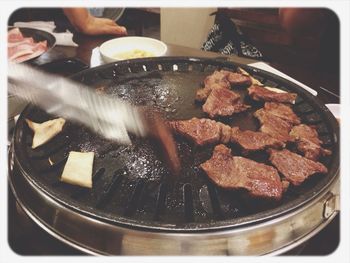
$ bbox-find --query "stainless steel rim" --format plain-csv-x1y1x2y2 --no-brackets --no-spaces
8,144,340,255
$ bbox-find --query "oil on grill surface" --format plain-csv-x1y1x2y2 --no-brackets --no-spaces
16,58,338,231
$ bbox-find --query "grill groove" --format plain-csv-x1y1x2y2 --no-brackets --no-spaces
154,183,168,221
96,170,123,209
124,179,146,216
71,167,105,199
183,183,194,222
207,184,224,220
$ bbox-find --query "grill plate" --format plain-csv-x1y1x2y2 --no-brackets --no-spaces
13,57,339,232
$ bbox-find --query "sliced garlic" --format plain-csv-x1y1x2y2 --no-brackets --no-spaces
250,77,263,86
237,67,250,76
26,118,66,149
61,151,94,188
264,86,287,93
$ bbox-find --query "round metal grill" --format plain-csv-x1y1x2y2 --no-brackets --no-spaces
13,57,339,232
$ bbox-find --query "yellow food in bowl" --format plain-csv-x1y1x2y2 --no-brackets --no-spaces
113,49,155,59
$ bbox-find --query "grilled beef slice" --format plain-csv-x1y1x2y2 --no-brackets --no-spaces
168,118,231,146
230,127,285,153
195,70,231,102
222,70,252,87
290,124,332,161
195,70,252,102
169,118,285,154
254,108,295,143
269,149,328,186
264,102,301,125
254,102,300,142
248,85,297,104
200,144,283,200
202,87,250,118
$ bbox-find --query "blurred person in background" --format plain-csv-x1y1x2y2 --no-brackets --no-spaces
8,7,127,36
63,8,126,36
279,8,339,71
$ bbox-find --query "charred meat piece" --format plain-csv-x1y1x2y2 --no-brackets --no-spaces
254,108,294,143
168,118,231,146
195,70,230,102
201,145,283,200
202,87,250,118
230,127,285,153
269,149,328,186
290,124,332,160
203,70,231,88
264,102,301,125
221,70,252,87
248,85,297,104
195,83,224,102
195,70,251,102
254,102,300,142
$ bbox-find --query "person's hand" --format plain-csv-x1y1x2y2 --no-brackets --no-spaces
84,16,127,36
63,8,127,36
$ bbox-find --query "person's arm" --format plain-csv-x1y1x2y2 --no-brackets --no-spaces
63,8,127,36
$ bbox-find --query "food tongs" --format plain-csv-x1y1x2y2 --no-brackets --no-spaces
8,63,180,174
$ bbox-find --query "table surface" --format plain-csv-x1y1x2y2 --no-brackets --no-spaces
9,33,340,256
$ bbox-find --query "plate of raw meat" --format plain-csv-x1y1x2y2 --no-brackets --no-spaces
8,26,56,63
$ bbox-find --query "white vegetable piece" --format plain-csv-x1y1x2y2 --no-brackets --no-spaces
61,151,94,188
26,117,66,148
264,86,287,93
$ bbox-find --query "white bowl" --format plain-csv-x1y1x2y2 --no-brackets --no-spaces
100,36,167,63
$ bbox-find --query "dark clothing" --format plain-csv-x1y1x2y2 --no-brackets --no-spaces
319,10,339,72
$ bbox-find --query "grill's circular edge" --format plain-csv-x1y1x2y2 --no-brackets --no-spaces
12,56,340,232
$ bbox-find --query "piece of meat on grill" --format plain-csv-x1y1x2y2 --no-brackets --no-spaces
195,70,231,102
237,67,264,86
195,83,224,102
168,118,231,146
254,108,294,143
269,149,328,186
264,102,301,125
248,85,297,104
253,102,300,142
202,87,251,118
195,70,251,102
221,70,252,87
230,127,285,153
200,144,283,200
290,124,332,161
203,70,231,88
